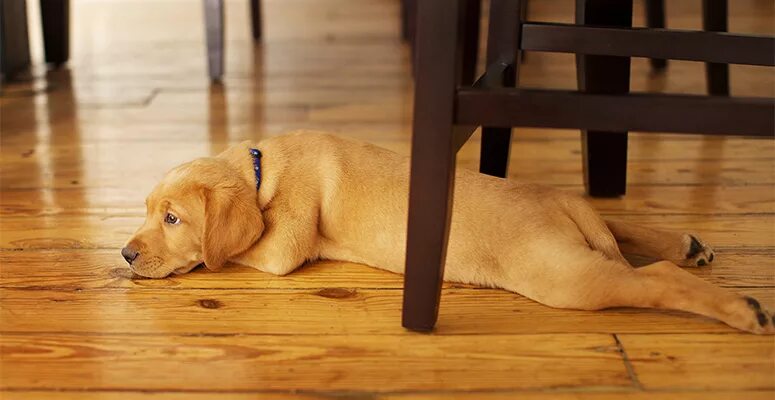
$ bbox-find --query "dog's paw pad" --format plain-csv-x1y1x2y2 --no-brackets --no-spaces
756,311,769,327
745,296,761,310
727,296,775,334
680,234,715,267
739,297,775,334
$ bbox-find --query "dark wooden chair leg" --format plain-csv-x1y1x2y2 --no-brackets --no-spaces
250,0,261,40
645,0,667,70
460,0,481,84
519,0,528,64
401,0,415,43
40,0,69,66
479,0,524,178
402,0,462,332
403,0,419,76
703,0,729,96
576,0,632,197
408,0,477,81
204,0,225,81
1,0,32,81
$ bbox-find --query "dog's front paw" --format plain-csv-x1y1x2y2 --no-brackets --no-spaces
677,234,715,267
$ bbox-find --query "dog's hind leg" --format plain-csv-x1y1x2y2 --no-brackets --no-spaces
506,251,772,334
558,195,630,266
602,260,774,334
605,219,715,267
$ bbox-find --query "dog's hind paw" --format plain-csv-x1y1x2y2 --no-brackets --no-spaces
677,234,715,267
731,296,775,335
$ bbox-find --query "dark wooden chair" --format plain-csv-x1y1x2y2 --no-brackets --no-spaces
39,0,69,67
0,0,71,80
401,0,774,332
1,0,32,80
402,0,730,99
204,0,262,81
206,0,420,81
32,0,261,81
481,0,732,194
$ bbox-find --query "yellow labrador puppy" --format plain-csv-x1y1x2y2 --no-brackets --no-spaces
123,131,773,334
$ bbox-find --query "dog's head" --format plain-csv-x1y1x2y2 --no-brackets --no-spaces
122,157,264,278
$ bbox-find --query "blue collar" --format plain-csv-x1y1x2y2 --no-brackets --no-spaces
249,148,262,190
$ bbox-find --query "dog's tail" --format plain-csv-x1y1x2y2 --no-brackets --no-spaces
559,195,628,264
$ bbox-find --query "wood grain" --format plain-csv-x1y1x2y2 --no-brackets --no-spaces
2,287,773,335
1,0,773,397
618,333,775,390
1,391,771,400
0,394,315,400
387,393,775,400
393,392,775,400
0,333,629,391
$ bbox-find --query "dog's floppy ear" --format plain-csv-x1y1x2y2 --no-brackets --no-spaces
202,183,263,271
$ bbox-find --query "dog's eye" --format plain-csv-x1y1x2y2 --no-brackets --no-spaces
165,213,180,225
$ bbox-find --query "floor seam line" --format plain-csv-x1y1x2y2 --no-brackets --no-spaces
613,333,644,390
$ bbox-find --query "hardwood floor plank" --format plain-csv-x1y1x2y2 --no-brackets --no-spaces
618,333,775,390
0,333,630,391
0,394,312,400
387,392,775,400
2,214,772,250
2,390,772,400
0,249,771,290
583,185,775,215
1,287,773,335
1,0,772,395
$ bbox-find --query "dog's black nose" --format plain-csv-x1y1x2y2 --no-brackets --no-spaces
121,247,139,265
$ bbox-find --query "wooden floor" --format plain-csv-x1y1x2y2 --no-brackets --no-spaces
1,0,774,398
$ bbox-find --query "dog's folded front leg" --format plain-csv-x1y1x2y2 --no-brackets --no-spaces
230,205,318,276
